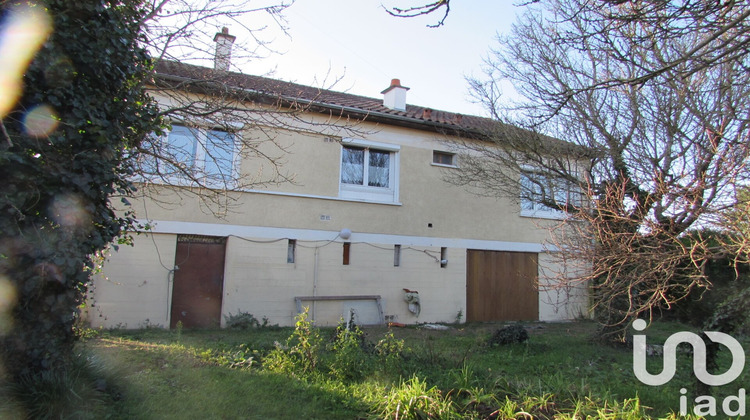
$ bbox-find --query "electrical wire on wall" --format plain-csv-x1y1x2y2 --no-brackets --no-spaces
139,196,444,268
141,201,189,322
128,206,449,325
228,232,341,322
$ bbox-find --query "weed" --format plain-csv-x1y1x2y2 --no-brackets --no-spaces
85,319,724,418
328,320,375,381
371,375,462,420
562,396,648,419
375,329,407,373
73,325,101,341
491,394,556,419
263,307,321,377
195,343,256,369
138,318,164,329
446,364,500,416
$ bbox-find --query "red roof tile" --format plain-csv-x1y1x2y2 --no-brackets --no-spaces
153,60,497,136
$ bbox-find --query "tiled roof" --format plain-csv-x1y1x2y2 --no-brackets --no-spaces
153,60,498,136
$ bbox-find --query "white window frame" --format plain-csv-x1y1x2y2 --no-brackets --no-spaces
148,123,241,188
519,169,582,219
339,138,400,203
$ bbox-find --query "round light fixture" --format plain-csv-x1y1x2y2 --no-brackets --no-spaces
339,228,352,240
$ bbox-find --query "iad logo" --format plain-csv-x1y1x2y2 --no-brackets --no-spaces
632,319,746,416
632,319,745,386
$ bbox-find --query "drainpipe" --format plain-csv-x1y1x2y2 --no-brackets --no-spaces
312,246,319,321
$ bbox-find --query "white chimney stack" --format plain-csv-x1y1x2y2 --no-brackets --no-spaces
381,78,409,111
213,27,236,71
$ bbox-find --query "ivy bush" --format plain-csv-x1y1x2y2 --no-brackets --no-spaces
0,0,161,384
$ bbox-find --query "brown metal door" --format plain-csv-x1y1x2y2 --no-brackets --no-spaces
466,250,538,322
170,235,226,328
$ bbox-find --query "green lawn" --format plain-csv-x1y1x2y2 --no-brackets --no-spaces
5,319,746,419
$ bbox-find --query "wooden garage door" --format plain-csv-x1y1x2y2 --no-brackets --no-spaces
170,235,226,329
466,250,538,322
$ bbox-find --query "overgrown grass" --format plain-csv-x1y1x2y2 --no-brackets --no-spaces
3,318,745,419
0,351,127,419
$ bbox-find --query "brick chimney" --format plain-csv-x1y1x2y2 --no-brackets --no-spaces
381,78,409,111
213,27,236,71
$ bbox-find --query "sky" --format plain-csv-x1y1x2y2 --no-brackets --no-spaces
239,1,523,117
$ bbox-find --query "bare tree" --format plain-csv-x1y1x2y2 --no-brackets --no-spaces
717,187,750,266
130,1,367,216
578,1,750,89
140,0,293,67
446,0,750,339
384,1,750,90
383,0,451,27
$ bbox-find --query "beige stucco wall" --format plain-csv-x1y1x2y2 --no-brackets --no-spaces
537,252,590,321
92,104,587,328
93,230,582,328
88,233,176,328
131,118,554,245
222,236,465,327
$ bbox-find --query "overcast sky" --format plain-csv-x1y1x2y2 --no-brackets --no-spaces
240,1,522,117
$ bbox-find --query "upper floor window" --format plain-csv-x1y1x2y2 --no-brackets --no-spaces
341,146,390,187
432,150,457,167
520,170,582,218
145,124,238,187
339,139,399,203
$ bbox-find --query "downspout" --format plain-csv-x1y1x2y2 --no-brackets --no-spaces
166,267,176,324
312,246,319,321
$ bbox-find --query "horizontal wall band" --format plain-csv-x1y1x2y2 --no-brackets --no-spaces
237,187,403,206
137,219,557,253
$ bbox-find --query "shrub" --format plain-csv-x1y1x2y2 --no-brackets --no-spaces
487,324,529,346
224,310,278,330
666,255,750,327
224,311,261,330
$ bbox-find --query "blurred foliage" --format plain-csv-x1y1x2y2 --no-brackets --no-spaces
0,0,161,386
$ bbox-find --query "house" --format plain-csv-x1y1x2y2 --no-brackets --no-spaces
88,29,588,329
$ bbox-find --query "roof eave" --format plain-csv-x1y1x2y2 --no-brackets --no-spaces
152,70,482,138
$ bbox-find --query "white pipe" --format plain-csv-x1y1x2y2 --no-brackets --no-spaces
312,246,319,321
